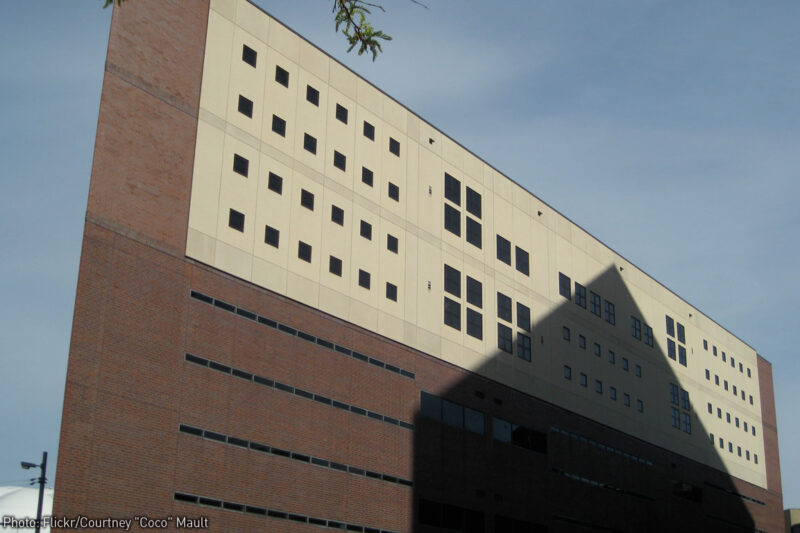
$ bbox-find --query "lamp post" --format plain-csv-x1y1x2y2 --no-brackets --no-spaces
21,451,47,533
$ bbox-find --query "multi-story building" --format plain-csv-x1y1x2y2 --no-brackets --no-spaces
54,0,783,531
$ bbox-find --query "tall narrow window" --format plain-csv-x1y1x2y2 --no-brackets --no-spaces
466,187,481,218
361,167,374,187
444,265,461,298
329,256,342,276
574,283,586,308
604,300,615,324
466,218,482,249
444,173,461,205
517,334,531,362
497,235,511,265
466,277,482,308
300,189,314,211
517,303,531,332
497,323,513,354
497,292,512,322
444,204,460,236
388,182,400,201
444,297,461,330
466,308,482,340
387,234,399,253
558,273,571,299
515,247,529,276
331,205,344,225
386,282,397,301
358,269,371,289
360,220,372,240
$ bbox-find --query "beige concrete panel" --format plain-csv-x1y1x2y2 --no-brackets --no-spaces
262,49,298,157
382,97,406,133
214,239,253,282
267,16,300,62
318,284,351,321
415,326,442,360
415,240,442,335
292,69,326,175
324,87,357,187
403,234,419,325
349,205,380,310
404,141,420,227
491,168,512,202
349,298,379,333
211,0,236,21
382,123,407,206
377,311,404,344
329,61,358,101
555,213,572,242
186,228,216,266
356,79,382,117
235,0,269,42
298,40,329,82
319,188,353,294
403,320,418,348
353,106,382,205
251,255,288,295
286,270,320,308
251,159,291,272
463,152,484,188
188,121,225,236
200,11,234,119
418,121,442,158
287,173,324,286
406,114,420,144
417,150,442,238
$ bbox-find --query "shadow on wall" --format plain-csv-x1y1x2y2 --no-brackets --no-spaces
412,266,755,533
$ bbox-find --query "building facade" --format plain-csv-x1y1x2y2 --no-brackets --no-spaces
54,0,783,531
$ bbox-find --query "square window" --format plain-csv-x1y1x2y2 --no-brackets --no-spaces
237,95,253,117
444,265,461,297
444,204,461,236
272,114,286,136
388,182,400,201
389,137,400,156
517,302,531,332
466,187,481,218
515,247,529,276
268,172,283,194
444,297,461,330
232,153,249,177
605,300,615,325
331,205,344,226
497,235,511,265
303,133,317,154
242,44,257,67
387,234,399,253
466,308,483,339
466,217,482,248
306,85,319,106
228,209,245,232
300,189,314,211
574,283,587,308
358,220,373,241
298,241,312,262
264,225,279,247
333,151,346,171
358,269,371,289
329,256,342,276
517,334,531,362
363,121,375,140
590,291,601,317
578,335,586,349
335,103,348,124
361,167,374,187
444,173,461,205
497,323,513,354
386,282,397,301
564,365,572,380
466,277,482,308
580,373,588,387
558,273,571,299
275,65,289,87
562,326,570,341
497,292,512,322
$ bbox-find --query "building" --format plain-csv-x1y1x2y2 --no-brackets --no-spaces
786,509,800,533
53,0,783,531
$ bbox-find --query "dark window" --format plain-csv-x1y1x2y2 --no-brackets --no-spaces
515,247,529,276
444,265,461,297
678,346,687,366
389,137,400,156
331,205,344,225
497,292,512,322
242,44,257,67
578,335,586,349
271,115,286,136
517,334,531,361
517,302,531,332
497,323,513,354
238,95,253,117
644,325,654,347
590,291,601,317
635,365,642,378
670,383,679,405
559,273,571,299
562,326,570,341
671,407,680,428
275,65,289,87
420,391,441,422
681,389,690,410
605,300,615,324
444,173,461,205
359,220,372,240
300,189,314,211
574,283,587,308
233,154,249,177
466,308,482,340
703,339,708,350
335,103,348,124
466,187,481,218
622,358,629,371
631,316,642,339
610,387,617,400
637,400,644,413
624,393,630,406
466,217,482,248
268,172,283,194
608,350,616,364
388,182,400,201
595,380,603,394
387,234,398,253
228,209,244,232
666,316,675,337
593,343,601,357
329,256,342,276
303,133,317,154
683,413,691,434
306,85,319,106
677,323,685,343
466,277,482,308
264,225,279,248
298,241,312,262
667,339,676,360
444,297,461,330
497,235,511,265
564,365,572,380
361,166,373,187
713,346,717,356
444,204,460,236
333,151,346,171
358,269,371,289
580,373,588,387
386,282,397,301
363,121,375,140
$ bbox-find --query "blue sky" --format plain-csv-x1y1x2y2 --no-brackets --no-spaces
1,0,797,510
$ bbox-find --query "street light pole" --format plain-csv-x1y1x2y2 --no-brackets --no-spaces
21,451,47,533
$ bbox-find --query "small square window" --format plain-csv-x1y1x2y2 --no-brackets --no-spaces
361,167,374,187
329,256,342,276
264,225,279,247
387,234,399,253
386,282,397,301
562,326,570,341
333,151,346,171
363,121,375,140
444,173,461,205
242,44,257,67
335,103,348,124
517,334,531,362
300,189,314,211
497,292,512,322
306,85,319,106
389,137,400,156
444,204,461,236
360,220,372,240
580,373,588,387
358,269,371,289
268,172,283,194
331,205,344,226
275,65,289,87
517,302,531,332
466,277,482,308
272,114,286,137
559,273,571,299
388,182,400,201
298,241,312,263
444,265,461,298
497,323,513,354
303,133,317,154
444,297,461,330
466,308,482,339
238,95,253,118
228,209,245,232
564,365,572,380
497,235,511,265
466,187,481,218
233,154,249,177
466,217,482,249
515,247,530,276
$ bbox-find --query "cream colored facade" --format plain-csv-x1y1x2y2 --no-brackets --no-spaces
186,0,766,488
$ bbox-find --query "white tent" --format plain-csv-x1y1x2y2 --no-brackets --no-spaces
0,486,53,532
